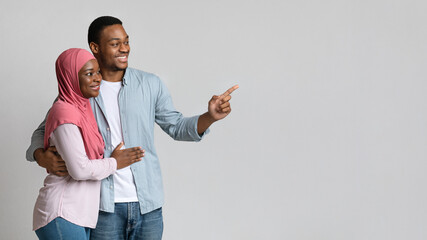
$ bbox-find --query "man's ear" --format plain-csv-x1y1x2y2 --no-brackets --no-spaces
90,42,99,54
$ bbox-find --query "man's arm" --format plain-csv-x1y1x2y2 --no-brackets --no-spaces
25,110,68,176
154,77,238,139
25,117,46,162
154,78,207,141
197,85,239,134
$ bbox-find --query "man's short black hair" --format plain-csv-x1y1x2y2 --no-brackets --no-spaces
88,16,122,45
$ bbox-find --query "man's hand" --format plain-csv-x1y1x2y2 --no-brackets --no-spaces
208,85,239,121
34,147,68,176
197,85,239,134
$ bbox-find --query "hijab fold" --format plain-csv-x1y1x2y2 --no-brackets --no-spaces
44,48,104,160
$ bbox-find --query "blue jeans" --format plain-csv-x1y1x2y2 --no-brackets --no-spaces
90,203,163,240
35,217,90,240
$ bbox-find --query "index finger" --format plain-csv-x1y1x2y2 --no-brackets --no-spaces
220,85,239,98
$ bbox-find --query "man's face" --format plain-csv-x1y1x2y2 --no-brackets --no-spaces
95,24,130,71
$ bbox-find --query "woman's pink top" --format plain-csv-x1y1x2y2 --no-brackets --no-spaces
33,124,117,230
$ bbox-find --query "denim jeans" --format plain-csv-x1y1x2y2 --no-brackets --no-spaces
90,203,163,240
35,217,90,240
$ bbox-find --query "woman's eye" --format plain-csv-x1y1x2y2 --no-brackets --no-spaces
86,73,93,76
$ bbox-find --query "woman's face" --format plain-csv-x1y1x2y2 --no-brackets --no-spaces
78,59,102,98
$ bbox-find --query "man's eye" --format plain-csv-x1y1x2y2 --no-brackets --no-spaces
124,41,129,45
112,43,119,47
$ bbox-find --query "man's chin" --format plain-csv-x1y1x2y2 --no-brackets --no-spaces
114,65,128,71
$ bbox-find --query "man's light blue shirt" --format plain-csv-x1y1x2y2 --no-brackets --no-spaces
26,67,208,215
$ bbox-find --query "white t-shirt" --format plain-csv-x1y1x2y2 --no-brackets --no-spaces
100,80,138,203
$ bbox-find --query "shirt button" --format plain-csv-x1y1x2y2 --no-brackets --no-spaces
107,128,110,131
110,186,113,189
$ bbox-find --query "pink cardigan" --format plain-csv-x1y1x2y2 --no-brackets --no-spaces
33,124,117,230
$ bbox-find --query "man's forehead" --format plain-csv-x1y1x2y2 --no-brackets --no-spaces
101,25,128,38
107,35,129,42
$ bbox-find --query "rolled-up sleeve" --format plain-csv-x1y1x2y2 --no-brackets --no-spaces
154,78,209,141
49,124,116,181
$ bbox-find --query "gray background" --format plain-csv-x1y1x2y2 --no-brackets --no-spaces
1,0,427,239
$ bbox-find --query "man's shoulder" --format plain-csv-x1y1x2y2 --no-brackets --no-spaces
126,67,161,83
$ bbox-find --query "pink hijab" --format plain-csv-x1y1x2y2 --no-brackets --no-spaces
44,48,104,160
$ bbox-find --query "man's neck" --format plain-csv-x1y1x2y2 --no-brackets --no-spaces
101,69,125,82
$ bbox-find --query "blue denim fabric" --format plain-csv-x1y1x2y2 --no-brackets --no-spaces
35,217,90,240
90,203,163,240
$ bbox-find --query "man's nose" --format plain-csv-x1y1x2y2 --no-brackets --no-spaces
120,43,129,52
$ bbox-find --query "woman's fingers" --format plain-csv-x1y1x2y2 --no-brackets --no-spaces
114,142,124,151
122,147,145,161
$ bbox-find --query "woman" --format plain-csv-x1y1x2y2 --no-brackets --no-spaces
33,48,144,239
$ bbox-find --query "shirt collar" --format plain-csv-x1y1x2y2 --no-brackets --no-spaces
122,68,129,86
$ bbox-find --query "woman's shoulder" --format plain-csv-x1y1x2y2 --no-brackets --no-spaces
51,101,80,114
47,101,82,125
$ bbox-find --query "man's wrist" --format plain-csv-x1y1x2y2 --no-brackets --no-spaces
197,112,216,135
205,112,217,124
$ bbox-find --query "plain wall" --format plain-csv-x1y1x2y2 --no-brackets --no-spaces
1,0,427,239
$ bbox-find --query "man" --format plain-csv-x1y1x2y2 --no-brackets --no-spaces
26,16,238,240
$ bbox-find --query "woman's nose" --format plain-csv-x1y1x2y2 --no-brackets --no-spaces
95,72,102,82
